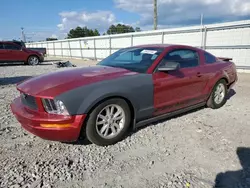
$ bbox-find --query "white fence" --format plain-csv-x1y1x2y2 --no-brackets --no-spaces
26,20,250,67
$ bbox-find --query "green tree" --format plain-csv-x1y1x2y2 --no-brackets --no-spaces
135,27,142,32
46,38,58,41
106,24,136,35
66,26,100,39
94,29,100,36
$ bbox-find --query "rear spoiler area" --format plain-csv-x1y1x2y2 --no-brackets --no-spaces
217,57,233,62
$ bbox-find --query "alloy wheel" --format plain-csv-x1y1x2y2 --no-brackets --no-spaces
95,104,125,139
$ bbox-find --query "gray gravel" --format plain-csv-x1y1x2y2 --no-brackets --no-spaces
1,60,250,188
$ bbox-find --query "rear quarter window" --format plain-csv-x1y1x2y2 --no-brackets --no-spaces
204,52,216,64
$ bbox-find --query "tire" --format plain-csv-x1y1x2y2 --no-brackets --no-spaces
27,56,39,65
207,79,228,109
85,98,131,146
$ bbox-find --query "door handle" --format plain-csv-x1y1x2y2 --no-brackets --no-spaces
196,72,202,77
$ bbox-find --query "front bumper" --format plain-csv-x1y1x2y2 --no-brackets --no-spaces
10,97,86,142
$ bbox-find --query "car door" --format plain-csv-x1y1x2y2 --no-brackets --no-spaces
153,47,208,116
3,43,25,61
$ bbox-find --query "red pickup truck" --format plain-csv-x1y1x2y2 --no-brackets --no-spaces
0,41,44,65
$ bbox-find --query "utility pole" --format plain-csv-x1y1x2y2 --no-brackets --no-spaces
21,27,26,42
153,0,157,30
200,13,204,48
200,13,203,27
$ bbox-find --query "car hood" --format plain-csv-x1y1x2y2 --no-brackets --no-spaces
17,65,137,97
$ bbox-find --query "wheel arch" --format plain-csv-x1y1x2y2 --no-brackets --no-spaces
206,77,228,109
206,69,230,96
79,95,136,139
26,54,40,63
85,95,136,118
212,76,229,91
220,77,229,83
206,77,228,99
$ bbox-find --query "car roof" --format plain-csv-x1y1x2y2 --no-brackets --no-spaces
1,41,16,44
130,43,202,50
131,44,173,48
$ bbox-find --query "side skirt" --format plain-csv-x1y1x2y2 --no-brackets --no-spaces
134,102,206,129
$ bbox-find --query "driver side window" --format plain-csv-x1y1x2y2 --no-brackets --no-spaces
159,49,199,69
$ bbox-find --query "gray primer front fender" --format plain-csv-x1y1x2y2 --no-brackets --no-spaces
55,74,155,121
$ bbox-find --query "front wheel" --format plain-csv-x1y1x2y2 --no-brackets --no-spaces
27,56,39,65
207,79,228,109
85,98,131,146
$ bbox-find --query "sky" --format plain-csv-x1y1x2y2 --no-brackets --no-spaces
0,0,250,41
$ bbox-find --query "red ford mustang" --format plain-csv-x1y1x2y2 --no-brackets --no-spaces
10,44,237,146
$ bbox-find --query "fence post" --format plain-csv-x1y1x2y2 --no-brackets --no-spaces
131,34,133,46
68,40,72,58
94,38,97,60
200,26,204,49
53,42,56,57
46,43,49,56
203,27,207,50
161,32,164,44
61,41,63,57
109,36,112,55
79,40,83,59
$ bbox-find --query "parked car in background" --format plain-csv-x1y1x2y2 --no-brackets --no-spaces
10,41,47,57
0,41,44,65
10,44,237,146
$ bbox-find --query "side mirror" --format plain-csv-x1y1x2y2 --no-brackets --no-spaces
158,61,180,72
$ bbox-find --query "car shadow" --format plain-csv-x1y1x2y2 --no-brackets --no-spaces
226,89,236,100
0,62,25,66
0,76,32,86
62,138,92,146
43,59,62,62
213,147,250,188
38,62,54,65
130,106,205,136
0,62,53,66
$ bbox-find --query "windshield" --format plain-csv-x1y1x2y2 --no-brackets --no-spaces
97,47,164,73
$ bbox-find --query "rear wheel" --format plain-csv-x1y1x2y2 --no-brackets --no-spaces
207,79,228,109
85,98,131,146
27,56,39,65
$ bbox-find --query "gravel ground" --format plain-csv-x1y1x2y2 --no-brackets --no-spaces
0,60,250,188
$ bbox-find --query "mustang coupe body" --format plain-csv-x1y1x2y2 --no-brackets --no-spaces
10,44,238,146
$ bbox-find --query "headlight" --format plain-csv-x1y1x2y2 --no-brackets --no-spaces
41,98,69,115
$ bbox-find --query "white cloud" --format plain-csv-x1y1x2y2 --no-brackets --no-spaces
57,10,116,32
50,34,58,39
25,31,66,42
114,0,250,29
